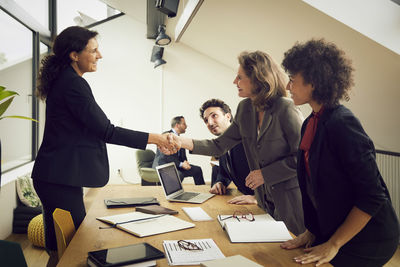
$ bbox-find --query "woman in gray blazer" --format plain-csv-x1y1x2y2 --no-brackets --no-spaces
175,51,305,235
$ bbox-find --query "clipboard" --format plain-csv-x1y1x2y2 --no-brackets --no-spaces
104,197,159,208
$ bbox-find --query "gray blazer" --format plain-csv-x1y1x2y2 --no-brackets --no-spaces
192,97,305,235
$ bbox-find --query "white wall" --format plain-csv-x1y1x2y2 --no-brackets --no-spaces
168,0,400,152
88,15,238,184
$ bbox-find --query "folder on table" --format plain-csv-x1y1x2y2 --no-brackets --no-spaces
97,211,194,237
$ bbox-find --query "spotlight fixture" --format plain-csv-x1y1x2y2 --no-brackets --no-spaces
155,24,171,46
150,45,167,68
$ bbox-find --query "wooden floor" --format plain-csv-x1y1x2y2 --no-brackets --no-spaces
5,188,400,267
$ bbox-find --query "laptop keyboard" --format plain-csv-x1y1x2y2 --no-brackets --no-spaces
174,192,200,200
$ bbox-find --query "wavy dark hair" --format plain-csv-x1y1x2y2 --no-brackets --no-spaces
36,26,98,100
238,51,287,111
282,39,354,107
199,99,232,123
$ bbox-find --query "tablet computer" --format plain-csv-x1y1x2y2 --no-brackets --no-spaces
87,242,164,267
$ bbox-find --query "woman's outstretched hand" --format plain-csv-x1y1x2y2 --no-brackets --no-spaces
158,133,181,155
281,230,315,250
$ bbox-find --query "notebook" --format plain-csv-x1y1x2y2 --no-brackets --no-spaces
155,162,215,204
96,211,194,237
221,219,293,243
87,242,164,267
135,205,178,215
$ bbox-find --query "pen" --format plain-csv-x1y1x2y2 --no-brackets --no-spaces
99,214,167,229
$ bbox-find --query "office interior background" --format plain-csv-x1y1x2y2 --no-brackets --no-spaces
0,0,399,240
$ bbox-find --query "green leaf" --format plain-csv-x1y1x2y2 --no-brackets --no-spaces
0,96,15,117
0,86,5,92
0,115,38,122
0,90,19,102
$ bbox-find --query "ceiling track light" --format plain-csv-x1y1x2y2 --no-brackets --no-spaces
155,24,171,46
150,45,167,68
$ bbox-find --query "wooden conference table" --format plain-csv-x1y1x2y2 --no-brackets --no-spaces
58,184,331,267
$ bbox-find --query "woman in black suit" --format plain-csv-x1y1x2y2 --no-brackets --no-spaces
32,26,176,266
280,39,399,266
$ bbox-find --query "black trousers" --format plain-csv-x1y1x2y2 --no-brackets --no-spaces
178,165,205,185
33,179,86,252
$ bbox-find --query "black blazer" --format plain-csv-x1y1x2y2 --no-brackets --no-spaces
298,105,399,251
152,130,186,169
32,66,148,187
216,142,253,195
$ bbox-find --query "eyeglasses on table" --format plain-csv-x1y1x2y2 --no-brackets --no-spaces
219,211,255,222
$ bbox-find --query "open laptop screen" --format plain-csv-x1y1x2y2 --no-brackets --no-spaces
157,164,182,195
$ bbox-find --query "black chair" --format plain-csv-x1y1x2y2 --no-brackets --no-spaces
0,239,28,267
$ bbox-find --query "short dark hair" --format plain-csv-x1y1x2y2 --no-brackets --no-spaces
199,99,232,122
171,116,184,128
282,39,354,107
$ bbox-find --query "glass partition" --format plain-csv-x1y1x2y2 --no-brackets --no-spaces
0,9,33,171
57,0,121,33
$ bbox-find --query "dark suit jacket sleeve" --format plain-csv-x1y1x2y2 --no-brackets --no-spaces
65,76,148,149
152,148,181,169
326,110,387,217
215,155,232,187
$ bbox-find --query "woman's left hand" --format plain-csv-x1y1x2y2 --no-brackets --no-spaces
294,241,339,266
245,169,264,189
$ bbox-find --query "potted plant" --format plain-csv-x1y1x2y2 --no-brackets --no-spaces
0,85,38,188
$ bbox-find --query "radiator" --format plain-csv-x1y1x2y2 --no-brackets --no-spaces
376,152,400,220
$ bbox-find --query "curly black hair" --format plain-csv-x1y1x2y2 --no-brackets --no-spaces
199,99,232,123
282,39,354,107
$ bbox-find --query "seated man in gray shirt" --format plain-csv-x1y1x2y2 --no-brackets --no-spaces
200,99,256,204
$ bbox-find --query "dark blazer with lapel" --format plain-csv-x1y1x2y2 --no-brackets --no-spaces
32,66,148,187
192,97,305,234
152,130,186,169
216,142,253,195
298,105,399,251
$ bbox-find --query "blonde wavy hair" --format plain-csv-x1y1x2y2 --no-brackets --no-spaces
238,51,287,111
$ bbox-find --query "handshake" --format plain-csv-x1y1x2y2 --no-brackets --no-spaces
157,133,181,155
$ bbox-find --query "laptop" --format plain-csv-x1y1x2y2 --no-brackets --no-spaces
156,162,215,204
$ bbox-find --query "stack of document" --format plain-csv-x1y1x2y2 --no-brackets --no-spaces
163,239,225,265
217,214,292,242
97,211,194,237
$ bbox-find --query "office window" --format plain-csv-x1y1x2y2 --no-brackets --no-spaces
57,0,121,33
0,9,33,171
14,0,49,30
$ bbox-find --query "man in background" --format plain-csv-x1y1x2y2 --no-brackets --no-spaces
152,116,205,185
200,99,256,204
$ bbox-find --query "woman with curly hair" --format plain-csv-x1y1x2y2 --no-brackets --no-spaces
280,39,399,266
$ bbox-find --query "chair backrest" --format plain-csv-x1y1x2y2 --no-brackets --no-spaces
136,149,156,169
0,240,28,267
53,208,76,260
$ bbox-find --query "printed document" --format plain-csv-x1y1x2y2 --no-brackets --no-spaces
163,239,225,265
